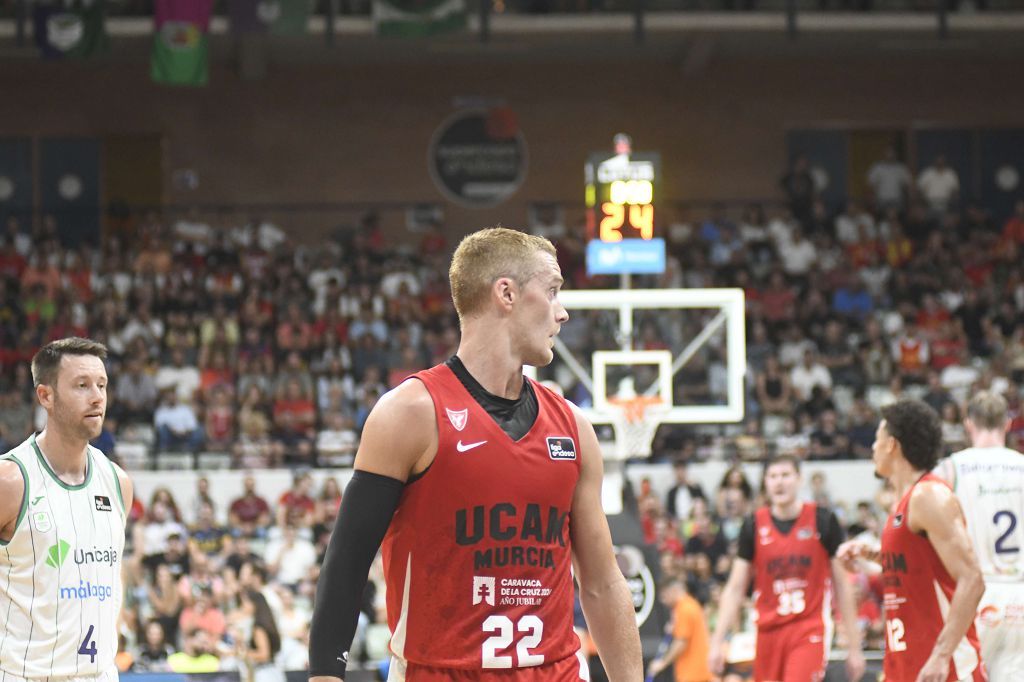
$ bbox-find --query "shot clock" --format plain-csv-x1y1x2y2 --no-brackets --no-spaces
584,134,666,276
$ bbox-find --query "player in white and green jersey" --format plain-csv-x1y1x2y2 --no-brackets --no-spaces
935,391,1024,681
0,338,133,682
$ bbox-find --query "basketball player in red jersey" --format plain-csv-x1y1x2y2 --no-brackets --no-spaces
308,228,642,681
709,455,865,682
838,399,986,682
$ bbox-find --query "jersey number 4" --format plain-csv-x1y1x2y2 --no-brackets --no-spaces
78,625,98,663
482,615,544,669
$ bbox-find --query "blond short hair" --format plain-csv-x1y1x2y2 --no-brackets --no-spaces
449,227,556,322
966,391,1008,430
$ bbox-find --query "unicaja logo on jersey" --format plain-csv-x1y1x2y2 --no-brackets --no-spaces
45,540,71,568
45,541,120,568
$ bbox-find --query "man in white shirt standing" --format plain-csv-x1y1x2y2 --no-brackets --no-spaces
867,146,912,212
934,391,1024,682
918,154,960,215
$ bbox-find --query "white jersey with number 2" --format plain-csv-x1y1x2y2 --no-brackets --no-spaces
941,445,1024,682
943,446,1024,580
0,434,126,680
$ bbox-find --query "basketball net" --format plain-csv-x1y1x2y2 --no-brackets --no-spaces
606,394,665,459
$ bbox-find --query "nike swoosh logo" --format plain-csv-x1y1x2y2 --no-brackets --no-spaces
31,496,44,506
457,440,487,452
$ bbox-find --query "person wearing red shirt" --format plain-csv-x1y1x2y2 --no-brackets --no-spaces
1000,199,1024,246
839,400,986,682
308,227,641,681
229,475,272,532
710,455,864,682
277,471,316,528
272,378,316,466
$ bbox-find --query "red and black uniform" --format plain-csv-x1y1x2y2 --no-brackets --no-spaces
880,474,985,682
380,361,587,681
737,502,843,682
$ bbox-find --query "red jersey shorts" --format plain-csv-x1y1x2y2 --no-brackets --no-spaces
754,619,828,682
389,651,591,682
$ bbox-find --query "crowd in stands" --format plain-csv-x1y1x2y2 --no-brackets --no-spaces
0,143,1023,673
109,471,364,674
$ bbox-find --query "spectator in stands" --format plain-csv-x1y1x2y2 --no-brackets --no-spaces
155,347,201,404
146,564,185,648
665,460,707,521
755,355,793,418
810,410,849,460
831,273,874,322
917,154,960,215
778,227,818,283
847,399,878,459
265,524,317,590
316,476,343,523
273,584,310,671
0,384,34,448
835,199,876,245
778,324,816,368
114,354,158,425
758,271,797,328
866,145,912,212
134,620,174,672
198,349,235,402
190,500,233,567
204,384,236,452
229,475,272,534
929,320,967,371
179,585,227,644
940,401,968,452
225,535,263,577
272,351,313,401
275,301,313,358
276,472,316,529
891,324,930,383
780,154,817,228
775,416,811,459
790,349,832,402
235,387,276,468
234,588,284,682
154,389,205,453
940,348,981,405
1001,199,1024,247
818,320,858,388
271,377,316,466
315,411,358,467
167,629,220,673
685,502,730,578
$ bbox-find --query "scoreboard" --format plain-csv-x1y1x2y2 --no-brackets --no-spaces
584,138,665,275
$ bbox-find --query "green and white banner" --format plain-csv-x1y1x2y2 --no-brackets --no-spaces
372,0,466,37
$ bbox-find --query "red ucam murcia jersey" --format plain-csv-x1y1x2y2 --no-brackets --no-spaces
752,503,832,631
380,364,583,671
880,473,985,682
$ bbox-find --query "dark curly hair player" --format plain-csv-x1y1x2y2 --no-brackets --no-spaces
838,399,986,682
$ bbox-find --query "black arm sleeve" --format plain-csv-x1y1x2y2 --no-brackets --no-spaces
736,514,756,562
816,506,846,557
308,470,404,679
